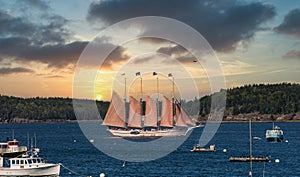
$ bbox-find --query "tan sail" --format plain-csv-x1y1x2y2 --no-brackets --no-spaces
160,96,173,127
175,103,195,127
128,96,142,128
103,91,125,128
144,95,158,127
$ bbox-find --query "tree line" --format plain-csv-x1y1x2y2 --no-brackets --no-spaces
199,83,300,116
0,83,299,123
0,96,109,123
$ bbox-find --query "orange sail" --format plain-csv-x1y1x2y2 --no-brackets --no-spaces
160,96,173,127
103,91,126,128
175,103,195,127
128,96,142,128
144,95,158,127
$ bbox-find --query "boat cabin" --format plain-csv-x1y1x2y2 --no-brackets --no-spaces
0,157,46,169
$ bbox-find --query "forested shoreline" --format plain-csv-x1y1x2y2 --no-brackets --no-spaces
0,83,300,123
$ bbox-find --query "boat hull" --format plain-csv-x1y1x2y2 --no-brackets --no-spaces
266,130,283,142
0,164,60,176
108,127,194,137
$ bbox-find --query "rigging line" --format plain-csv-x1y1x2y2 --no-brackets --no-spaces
60,163,90,177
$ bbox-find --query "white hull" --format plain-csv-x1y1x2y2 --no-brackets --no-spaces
0,164,60,176
108,127,196,137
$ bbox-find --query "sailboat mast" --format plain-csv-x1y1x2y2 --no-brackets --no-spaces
249,118,253,177
140,76,143,127
156,76,159,128
172,75,175,125
124,74,128,128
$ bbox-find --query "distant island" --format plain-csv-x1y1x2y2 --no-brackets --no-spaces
0,83,299,124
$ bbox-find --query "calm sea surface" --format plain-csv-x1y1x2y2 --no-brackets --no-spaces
1,122,299,177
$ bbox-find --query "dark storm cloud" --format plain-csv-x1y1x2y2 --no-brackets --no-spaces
87,0,276,52
274,9,300,37
0,67,34,75
282,50,300,60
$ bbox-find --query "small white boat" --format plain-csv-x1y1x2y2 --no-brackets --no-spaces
0,156,60,176
0,146,60,177
266,123,283,142
253,136,261,140
190,144,216,152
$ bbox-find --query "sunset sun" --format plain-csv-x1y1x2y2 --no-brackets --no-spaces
96,95,103,101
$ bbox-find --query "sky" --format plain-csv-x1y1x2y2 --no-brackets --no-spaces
0,0,299,101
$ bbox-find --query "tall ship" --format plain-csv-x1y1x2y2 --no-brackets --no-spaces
266,122,283,142
103,72,202,137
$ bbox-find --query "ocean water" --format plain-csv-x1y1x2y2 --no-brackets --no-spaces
0,122,299,177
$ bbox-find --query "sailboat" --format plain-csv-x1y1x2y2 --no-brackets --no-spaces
102,72,201,137
229,118,270,176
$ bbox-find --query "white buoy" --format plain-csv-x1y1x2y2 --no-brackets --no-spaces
285,140,288,143
73,139,76,143
275,159,280,163
223,149,227,153
100,173,105,177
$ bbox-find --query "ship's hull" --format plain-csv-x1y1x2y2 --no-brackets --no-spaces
108,127,195,137
0,164,60,176
266,130,283,142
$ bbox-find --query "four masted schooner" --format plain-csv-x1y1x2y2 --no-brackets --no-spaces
102,72,202,137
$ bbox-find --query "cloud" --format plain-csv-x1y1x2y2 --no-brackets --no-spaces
87,0,276,52
0,5,84,69
0,37,88,68
282,50,300,60
0,11,36,37
274,9,300,37
157,45,188,56
102,46,131,69
156,45,198,63
87,0,195,24
0,67,34,75
138,37,170,45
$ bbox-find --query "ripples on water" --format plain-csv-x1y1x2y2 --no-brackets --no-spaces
0,122,299,177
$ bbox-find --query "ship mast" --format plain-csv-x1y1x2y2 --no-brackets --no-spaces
249,117,253,177
154,72,159,128
169,73,175,126
122,73,128,128
140,73,143,127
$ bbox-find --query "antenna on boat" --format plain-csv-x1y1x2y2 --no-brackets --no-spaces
249,117,253,177
27,132,30,150
34,133,37,148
